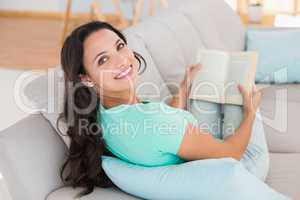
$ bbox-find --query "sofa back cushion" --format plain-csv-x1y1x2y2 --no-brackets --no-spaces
169,0,246,51
129,0,245,94
123,30,172,101
127,10,205,94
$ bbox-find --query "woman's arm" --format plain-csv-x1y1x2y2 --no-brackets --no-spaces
168,64,202,110
177,84,262,161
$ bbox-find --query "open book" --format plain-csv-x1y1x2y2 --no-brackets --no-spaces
189,50,258,105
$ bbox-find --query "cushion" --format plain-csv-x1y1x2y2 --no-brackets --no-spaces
102,156,291,200
123,30,171,101
128,10,205,94
129,0,245,94
23,67,70,147
0,114,67,200
23,32,171,148
266,153,300,200
169,0,246,51
246,29,300,83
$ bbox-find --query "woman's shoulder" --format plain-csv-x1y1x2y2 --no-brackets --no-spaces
99,100,161,114
98,99,197,125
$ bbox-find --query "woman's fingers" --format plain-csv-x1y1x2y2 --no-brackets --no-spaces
238,84,250,102
192,64,202,73
183,64,202,87
252,85,262,108
187,64,201,75
238,84,262,117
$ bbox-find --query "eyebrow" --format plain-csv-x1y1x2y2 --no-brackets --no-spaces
93,39,122,63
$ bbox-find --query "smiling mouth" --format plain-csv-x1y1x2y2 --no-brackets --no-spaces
114,65,133,79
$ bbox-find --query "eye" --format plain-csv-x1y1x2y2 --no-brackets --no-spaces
117,42,125,51
98,56,109,65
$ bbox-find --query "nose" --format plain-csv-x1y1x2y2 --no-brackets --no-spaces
114,52,129,68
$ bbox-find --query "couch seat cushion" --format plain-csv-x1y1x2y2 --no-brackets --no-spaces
266,153,300,200
259,84,300,153
46,187,140,200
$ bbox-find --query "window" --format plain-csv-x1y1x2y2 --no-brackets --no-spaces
234,0,299,15
263,0,295,15
274,14,300,27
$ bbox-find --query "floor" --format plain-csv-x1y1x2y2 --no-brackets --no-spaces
0,17,64,132
0,15,129,70
0,17,61,70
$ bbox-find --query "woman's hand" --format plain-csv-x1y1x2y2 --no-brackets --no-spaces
168,64,202,110
238,84,262,119
180,64,202,94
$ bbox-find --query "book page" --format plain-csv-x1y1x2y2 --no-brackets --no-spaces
189,50,229,103
225,52,258,105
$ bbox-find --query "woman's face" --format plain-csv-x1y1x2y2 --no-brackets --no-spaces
82,29,139,94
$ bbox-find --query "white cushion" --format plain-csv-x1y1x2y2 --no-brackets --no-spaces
169,0,246,51
128,10,205,94
129,0,246,94
123,29,171,101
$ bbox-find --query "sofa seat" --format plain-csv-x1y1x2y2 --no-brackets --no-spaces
259,84,300,154
47,187,140,200
266,153,300,200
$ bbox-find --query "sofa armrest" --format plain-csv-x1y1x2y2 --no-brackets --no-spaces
0,114,67,200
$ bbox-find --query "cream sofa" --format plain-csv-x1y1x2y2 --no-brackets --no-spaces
1,0,299,199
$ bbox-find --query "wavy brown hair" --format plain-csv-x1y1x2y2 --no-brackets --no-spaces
58,21,146,197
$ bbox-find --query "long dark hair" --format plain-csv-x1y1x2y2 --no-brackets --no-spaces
59,21,146,197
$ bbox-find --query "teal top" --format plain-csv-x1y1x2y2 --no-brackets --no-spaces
97,100,198,167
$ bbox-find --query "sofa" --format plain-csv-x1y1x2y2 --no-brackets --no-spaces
1,0,299,199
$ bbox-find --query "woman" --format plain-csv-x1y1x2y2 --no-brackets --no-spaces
59,21,266,196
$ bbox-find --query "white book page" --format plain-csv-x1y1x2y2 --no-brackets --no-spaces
225,52,257,105
189,50,229,103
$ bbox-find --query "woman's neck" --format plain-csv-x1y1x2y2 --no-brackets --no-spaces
100,90,141,109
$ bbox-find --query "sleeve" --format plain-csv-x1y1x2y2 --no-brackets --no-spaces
155,110,198,155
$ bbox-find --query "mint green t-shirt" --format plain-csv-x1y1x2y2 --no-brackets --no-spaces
97,100,198,167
